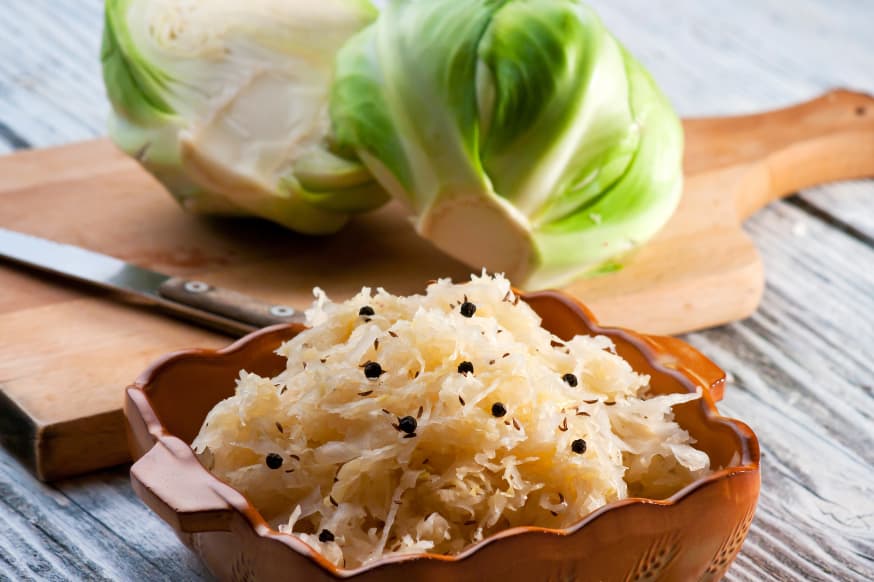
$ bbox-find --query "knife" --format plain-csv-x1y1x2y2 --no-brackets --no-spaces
0,227,305,336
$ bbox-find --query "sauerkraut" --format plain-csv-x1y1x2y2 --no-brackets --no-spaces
192,273,710,568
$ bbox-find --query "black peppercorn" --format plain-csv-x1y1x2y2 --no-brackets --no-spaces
364,362,384,379
359,305,375,317
397,415,417,434
562,373,578,387
318,529,335,542
265,453,283,469
460,301,477,317
457,361,474,375
491,402,507,417
571,439,587,454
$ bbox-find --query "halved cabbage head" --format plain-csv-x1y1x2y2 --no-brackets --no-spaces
331,0,684,287
102,0,388,234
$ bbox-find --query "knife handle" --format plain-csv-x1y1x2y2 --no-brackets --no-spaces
158,277,305,333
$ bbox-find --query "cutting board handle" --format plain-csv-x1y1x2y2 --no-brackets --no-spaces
683,89,874,220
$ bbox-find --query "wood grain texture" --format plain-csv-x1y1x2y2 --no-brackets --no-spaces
0,453,208,581
0,1,106,152
688,202,874,581
0,2,872,582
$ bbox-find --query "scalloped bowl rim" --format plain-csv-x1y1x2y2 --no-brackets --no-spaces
127,289,760,578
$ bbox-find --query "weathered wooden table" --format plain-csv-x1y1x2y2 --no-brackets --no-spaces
1,1,872,580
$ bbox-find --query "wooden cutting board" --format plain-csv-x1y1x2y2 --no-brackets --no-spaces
1,90,872,481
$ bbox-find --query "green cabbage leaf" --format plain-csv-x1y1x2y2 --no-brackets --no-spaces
331,0,683,286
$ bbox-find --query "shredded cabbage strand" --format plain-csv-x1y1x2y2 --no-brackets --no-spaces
192,273,709,568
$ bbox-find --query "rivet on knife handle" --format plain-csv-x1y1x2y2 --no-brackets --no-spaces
158,277,304,329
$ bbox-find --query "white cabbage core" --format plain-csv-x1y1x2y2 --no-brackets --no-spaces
128,0,369,194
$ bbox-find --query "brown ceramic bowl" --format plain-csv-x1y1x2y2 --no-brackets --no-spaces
125,290,760,582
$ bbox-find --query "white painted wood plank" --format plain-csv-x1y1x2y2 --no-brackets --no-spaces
0,447,209,581
589,0,874,116
687,202,874,581
56,469,209,581
792,182,874,245
0,0,107,148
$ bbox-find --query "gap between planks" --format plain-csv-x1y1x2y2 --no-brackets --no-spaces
0,446,208,581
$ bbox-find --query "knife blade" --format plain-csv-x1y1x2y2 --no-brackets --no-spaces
0,227,304,336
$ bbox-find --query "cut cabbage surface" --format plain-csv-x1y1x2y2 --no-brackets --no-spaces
192,274,710,568
102,0,388,234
